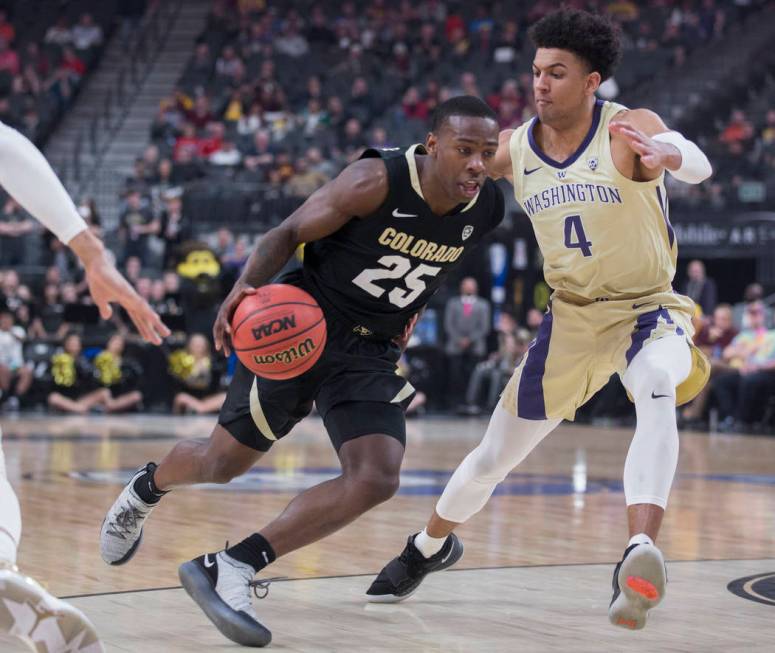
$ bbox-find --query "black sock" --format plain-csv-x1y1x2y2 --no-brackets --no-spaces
132,463,168,504
225,533,276,573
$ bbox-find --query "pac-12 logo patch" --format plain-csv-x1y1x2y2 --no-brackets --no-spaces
587,156,598,171
462,225,474,240
728,572,775,606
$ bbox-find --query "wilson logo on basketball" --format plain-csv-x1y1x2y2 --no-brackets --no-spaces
252,338,317,366
251,315,297,340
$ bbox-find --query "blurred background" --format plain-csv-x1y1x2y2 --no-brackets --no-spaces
0,0,774,434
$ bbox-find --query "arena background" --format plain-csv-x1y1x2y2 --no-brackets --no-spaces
1,0,774,429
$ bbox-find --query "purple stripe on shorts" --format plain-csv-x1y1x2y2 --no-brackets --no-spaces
517,308,553,420
656,186,674,248
625,306,673,365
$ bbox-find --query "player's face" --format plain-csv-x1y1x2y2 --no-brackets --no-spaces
427,116,499,202
532,48,600,125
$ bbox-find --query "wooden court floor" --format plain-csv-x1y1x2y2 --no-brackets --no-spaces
2,414,775,651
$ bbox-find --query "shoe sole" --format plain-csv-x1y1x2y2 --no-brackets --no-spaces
0,570,104,652
366,536,465,604
608,545,666,630
178,561,272,647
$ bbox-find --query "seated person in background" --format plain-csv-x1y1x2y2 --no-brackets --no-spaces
461,322,531,415
170,333,226,414
28,282,69,341
0,305,32,409
712,301,775,431
47,332,110,414
95,334,143,412
682,303,738,423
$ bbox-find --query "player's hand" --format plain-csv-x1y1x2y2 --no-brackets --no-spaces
609,122,681,171
393,312,419,352
213,282,256,357
83,255,170,345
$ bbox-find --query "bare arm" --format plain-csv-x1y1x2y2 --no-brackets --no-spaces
213,157,389,355
490,129,516,183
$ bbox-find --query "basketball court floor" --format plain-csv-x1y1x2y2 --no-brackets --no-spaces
2,413,774,651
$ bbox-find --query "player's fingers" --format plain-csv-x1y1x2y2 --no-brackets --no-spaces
128,310,156,344
96,299,112,321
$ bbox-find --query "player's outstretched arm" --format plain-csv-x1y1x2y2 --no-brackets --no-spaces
609,108,712,184
213,157,389,355
0,121,169,344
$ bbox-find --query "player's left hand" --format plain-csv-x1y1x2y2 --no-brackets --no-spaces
83,256,170,345
609,122,680,171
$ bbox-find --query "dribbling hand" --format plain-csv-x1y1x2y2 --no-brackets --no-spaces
213,282,257,356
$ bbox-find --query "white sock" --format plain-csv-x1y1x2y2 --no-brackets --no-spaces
628,533,654,548
413,529,446,559
0,440,21,565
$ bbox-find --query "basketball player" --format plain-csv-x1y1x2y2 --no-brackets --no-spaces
367,9,712,632
99,96,506,646
0,122,169,652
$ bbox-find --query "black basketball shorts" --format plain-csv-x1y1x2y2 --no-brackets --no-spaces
218,311,416,452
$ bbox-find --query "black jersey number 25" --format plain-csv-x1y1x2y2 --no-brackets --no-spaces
352,255,441,308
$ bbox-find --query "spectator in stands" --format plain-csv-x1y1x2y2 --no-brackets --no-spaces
444,277,491,408
59,47,86,79
186,95,215,130
210,139,241,166
46,332,109,414
44,16,73,47
149,159,179,213
186,41,213,83
171,146,204,183
401,86,430,122
682,259,717,317
215,45,244,81
0,10,15,45
713,301,775,430
198,121,224,158
72,13,104,52
719,109,754,152
0,38,18,76
29,283,68,341
681,303,738,423
21,43,49,96
0,306,31,410
95,334,143,413
733,282,774,330
76,197,103,239
119,190,158,264
236,101,263,136
526,307,545,338
170,333,226,414
0,198,35,266
274,17,310,58
286,156,329,199
348,76,374,125
159,192,189,268
150,278,180,319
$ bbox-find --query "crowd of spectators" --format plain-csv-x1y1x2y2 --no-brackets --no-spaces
0,1,773,429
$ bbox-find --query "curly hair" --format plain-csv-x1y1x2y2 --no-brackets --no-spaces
528,8,622,81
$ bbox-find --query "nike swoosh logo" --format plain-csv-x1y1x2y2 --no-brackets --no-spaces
392,209,418,218
204,554,215,568
440,547,453,564
524,167,541,175
651,391,671,399
632,302,650,310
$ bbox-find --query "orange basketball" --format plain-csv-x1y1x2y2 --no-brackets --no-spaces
230,284,327,380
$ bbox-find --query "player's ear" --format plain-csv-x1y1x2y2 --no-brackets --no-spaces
425,131,437,155
585,71,601,96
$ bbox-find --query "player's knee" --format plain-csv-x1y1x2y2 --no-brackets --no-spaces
346,468,400,506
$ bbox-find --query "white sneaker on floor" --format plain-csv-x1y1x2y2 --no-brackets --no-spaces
0,563,104,652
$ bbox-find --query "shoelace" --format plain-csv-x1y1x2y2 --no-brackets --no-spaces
107,502,147,539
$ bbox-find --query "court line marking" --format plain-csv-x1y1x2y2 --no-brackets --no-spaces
60,557,775,600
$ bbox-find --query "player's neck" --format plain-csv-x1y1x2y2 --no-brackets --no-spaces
535,97,597,161
415,155,460,216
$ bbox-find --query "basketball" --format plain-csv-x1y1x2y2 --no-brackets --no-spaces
230,284,327,380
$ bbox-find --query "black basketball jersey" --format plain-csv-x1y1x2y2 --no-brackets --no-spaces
302,145,505,339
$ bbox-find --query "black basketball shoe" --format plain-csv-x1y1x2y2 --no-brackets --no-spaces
179,550,272,647
366,533,464,603
609,542,666,630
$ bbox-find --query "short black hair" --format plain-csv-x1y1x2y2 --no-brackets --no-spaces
430,95,497,132
528,8,622,82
